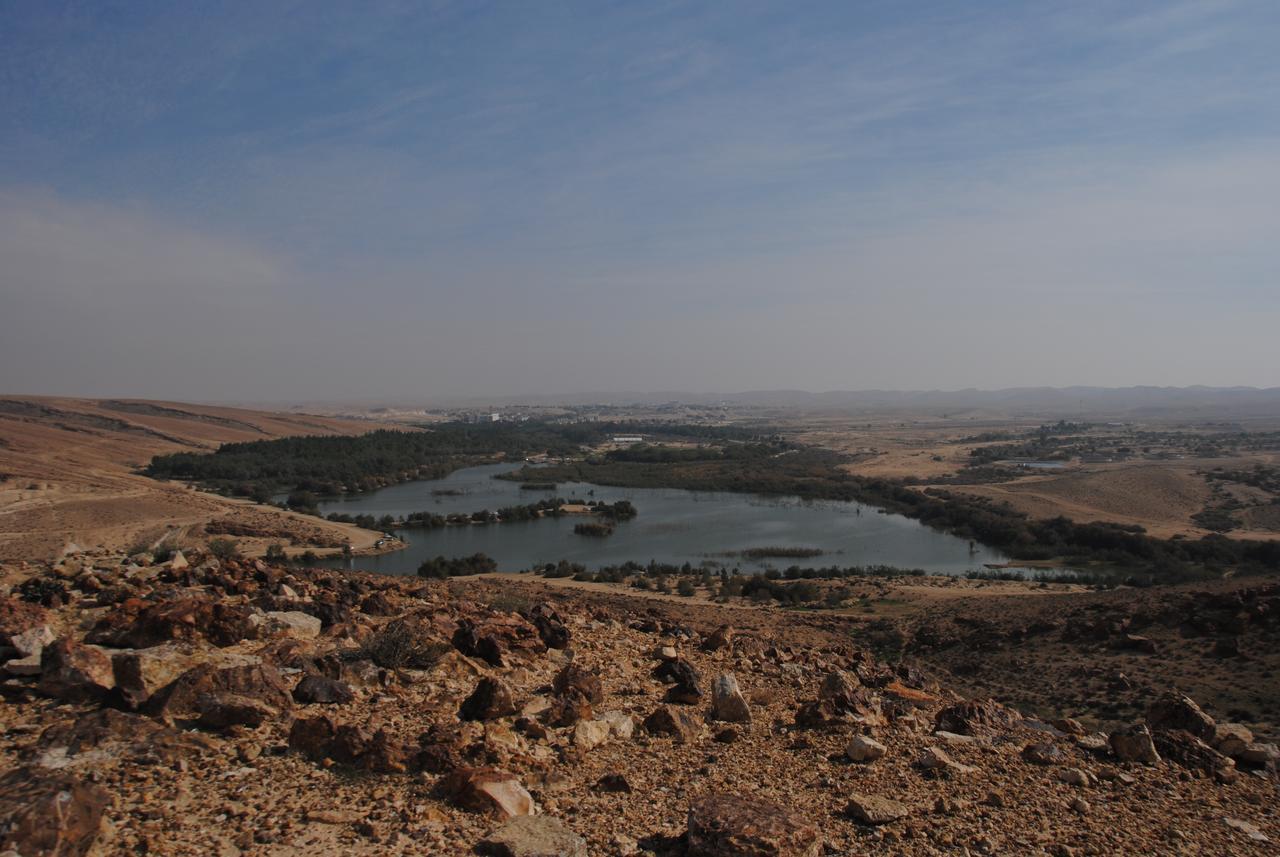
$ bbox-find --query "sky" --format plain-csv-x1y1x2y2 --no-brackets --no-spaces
2,0,1278,402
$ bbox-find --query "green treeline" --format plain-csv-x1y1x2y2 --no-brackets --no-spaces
325,497,637,531
503,449,1280,582
145,421,776,499
416,553,497,578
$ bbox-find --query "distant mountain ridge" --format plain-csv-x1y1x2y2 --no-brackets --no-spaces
289,386,1280,420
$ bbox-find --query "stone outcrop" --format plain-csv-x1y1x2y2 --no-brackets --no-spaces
0,768,111,857
709,672,751,723
478,815,588,857
1109,723,1161,765
687,794,822,857
643,704,701,743
1147,693,1216,741
442,767,535,818
846,793,910,825
459,676,519,721
38,639,116,702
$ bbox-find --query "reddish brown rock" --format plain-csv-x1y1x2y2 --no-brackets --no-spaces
687,793,821,857
1146,693,1216,741
552,662,604,704
441,766,535,818
0,596,49,645
709,673,751,723
196,692,280,730
38,639,115,702
702,624,734,652
38,708,212,768
643,705,701,743
846,793,910,825
541,694,593,728
293,674,355,704
527,603,570,649
1152,729,1233,775
934,698,1021,736
0,767,111,857
149,661,292,725
87,597,257,649
459,676,518,722
289,714,338,761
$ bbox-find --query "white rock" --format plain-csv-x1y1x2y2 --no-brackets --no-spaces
259,611,321,640
709,673,751,723
846,735,887,763
601,710,635,740
10,624,54,658
572,719,612,751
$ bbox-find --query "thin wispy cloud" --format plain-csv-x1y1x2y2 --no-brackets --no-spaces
1,1,1277,400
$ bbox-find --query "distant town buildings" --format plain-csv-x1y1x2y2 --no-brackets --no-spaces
612,435,644,444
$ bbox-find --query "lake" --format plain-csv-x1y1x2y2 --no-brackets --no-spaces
315,463,1008,576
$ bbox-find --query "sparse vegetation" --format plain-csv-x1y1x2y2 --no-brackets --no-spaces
416,553,498,578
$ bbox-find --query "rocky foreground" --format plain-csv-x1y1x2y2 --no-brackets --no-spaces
1,553,1277,856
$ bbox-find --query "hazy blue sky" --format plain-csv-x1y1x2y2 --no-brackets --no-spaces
2,1,1278,401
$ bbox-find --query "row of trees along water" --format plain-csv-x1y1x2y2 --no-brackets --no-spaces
323,498,637,532
145,420,772,499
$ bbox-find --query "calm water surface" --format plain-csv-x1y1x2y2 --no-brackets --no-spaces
316,463,1008,576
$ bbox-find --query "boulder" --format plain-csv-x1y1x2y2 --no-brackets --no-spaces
8,623,54,659
258,610,322,640
196,692,279,730
653,658,701,687
527,603,570,650
794,670,882,729
552,663,603,704
1109,724,1161,765
1214,723,1254,758
709,673,751,723
572,719,612,751
453,619,507,667
934,698,1021,736
1146,693,1215,741
149,662,292,726
442,767,535,818
478,815,587,857
0,597,49,645
293,674,355,705
111,645,257,710
87,598,257,649
846,793,910,825
459,677,518,722
38,639,115,702
702,624,734,651
915,746,976,776
36,709,211,769
2,624,51,676
1237,742,1279,768
601,710,635,740
541,694,593,728
643,705,702,743
1057,767,1091,787
289,714,338,761
0,768,111,857
846,735,887,763
1152,729,1233,774
686,794,821,857
1022,742,1067,766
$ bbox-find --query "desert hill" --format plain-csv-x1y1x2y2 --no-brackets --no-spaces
0,396,401,561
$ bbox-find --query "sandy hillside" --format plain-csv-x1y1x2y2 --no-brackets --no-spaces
0,396,402,561
952,463,1217,539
